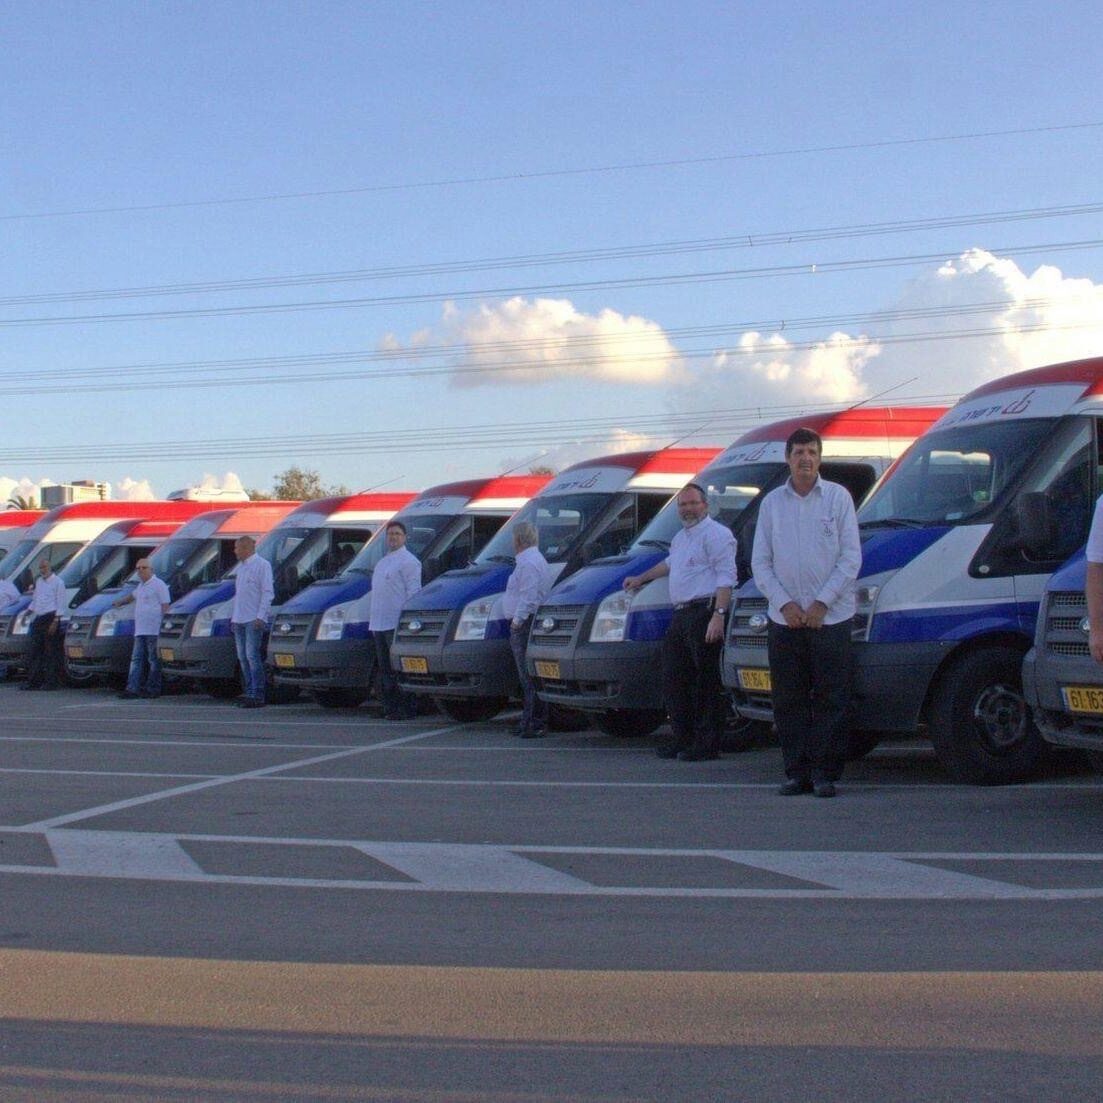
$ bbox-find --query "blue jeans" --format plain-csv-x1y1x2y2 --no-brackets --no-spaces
126,635,162,695
233,621,266,701
510,619,547,732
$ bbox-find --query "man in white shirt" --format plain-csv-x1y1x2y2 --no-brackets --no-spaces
1087,495,1103,664
231,535,274,709
369,521,422,720
113,558,171,699
0,576,19,610
624,482,737,760
752,427,861,798
23,558,67,691
503,522,552,737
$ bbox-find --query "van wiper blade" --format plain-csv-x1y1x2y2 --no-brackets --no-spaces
484,555,516,565
859,517,926,530
636,539,671,551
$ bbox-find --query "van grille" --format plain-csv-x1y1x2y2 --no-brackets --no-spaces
530,604,587,649
395,610,451,644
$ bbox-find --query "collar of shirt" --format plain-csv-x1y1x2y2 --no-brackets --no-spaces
782,475,823,500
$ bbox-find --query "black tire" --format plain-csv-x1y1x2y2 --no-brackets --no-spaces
206,677,241,700
928,645,1048,784
548,705,592,733
722,715,771,753
845,731,883,761
435,697,507,723
266,683,301,705
313,687,369,709
594,709,665,739
63,663,99,688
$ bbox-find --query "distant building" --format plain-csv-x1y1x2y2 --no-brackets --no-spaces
40,481,110,507
167,485,250,503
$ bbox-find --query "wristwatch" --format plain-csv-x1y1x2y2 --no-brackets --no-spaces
713,608,727,616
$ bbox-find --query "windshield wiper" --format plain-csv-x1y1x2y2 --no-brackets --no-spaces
635,539,671,551
859,517,926,530
484,555,516,565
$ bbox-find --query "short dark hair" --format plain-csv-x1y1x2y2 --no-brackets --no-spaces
785,427,823,456
386,520,407,536
679,482,708,503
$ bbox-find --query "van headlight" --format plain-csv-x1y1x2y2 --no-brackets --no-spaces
316,602,353,641
852,584,880,642
95,609,119,637
190,605,218,638
455,597,496,641
12,609,33,636
590,590,633,643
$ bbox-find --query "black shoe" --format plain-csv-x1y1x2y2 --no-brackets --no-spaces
520,728,546,739
655,745,681,759
778,778,813,796
242,699,265,709
677,748,719,762
117,690,140,699
20,684,38,692
813,781,837,799
141,690,161,699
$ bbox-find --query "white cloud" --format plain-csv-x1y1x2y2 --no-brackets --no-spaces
384,297,681,387
671,249,1103,418
0,477,57,508
115,476,157,501
499,428,653,476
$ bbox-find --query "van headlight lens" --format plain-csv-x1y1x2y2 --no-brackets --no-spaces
12,609,33,636
191,606,218,638
590,590,633,643
316,602,352,641
455,597,495,641
95,609,119,637
852,584,880,641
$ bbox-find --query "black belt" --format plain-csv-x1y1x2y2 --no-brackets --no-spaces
672,597,713,612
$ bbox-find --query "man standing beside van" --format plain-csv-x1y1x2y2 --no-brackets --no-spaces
504,522,552,738
23,558,67,691
752,427,861,798
114,558,171,698
369,521,422,720
624,482,736,760
231,536,274,709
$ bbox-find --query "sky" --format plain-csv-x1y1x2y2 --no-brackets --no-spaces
2,0,1102,501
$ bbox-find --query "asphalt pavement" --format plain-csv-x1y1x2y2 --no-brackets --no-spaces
0,681,1100,1102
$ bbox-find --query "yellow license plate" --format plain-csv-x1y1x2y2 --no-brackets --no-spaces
400,656,428,674
159,648,175,662
66,646,84,659
534,660,560,679
273,653,295,669
1061,685,1103,714
738,668,772,692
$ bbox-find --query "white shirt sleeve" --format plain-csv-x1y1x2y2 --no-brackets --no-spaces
1086,496,1103,563
814,488,862,609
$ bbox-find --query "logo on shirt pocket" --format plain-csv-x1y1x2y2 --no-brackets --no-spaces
820,517,836,539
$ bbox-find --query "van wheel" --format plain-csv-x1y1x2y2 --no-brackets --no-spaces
206,678,241,699
928,646,1048,784
722,715,771,753
845,731,883,761
548,705,591,732
594,709,665,739
435,697,506,723
63,664,98,687
266,684,301,705
313,688,368,709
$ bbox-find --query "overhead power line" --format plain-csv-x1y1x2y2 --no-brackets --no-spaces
3,121,1100,222
2,238,1101,329
2,200,1100,308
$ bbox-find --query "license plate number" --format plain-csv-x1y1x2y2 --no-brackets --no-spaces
534,660,560,679
1061,685,1103,714
273,653,295,669
159,648,175,662
401,656,428,674
738,668,772,692
66,646,84,659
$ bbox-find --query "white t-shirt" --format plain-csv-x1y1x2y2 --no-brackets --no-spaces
133,575,171,637
1085,495,1103,563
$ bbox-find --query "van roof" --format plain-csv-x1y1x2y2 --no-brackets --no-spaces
418,475,553,502
560,448,721,475
283,493,418,519
960,356,1103,401
36,500,237,525
0,511,45,529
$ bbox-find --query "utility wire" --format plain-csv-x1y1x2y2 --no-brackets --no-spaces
2,200,1100,307
2,239,1101,328
3,121,1099,222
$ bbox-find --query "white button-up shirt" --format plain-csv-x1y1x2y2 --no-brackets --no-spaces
502,545,551,625
133,575,171,637
29,573,67,619
0,578,20,609
667,516,737,604
752,476,861,625
231,553,275,624
369,546,422,632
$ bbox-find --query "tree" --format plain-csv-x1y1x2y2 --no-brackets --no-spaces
528,465,556,476
7,495,35,510
269,466,349,501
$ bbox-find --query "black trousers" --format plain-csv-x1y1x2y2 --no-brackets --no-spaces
767,618,853,782
26,613,64,689
660,603,726,754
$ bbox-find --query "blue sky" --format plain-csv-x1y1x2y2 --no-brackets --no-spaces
2,0,1102,500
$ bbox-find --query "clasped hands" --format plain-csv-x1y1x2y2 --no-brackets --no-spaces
780,600,829,629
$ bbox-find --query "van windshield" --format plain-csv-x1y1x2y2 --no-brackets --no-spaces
58,543,140,602
628,462,786,552
0,540,38,580
135,537,230,601
858,419,1053,527
475,493,617,565
344,514,457,576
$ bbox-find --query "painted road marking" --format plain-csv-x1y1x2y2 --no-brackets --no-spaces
2,831,1103,898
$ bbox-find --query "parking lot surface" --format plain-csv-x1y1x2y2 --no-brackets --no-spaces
0,682,1101,1101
